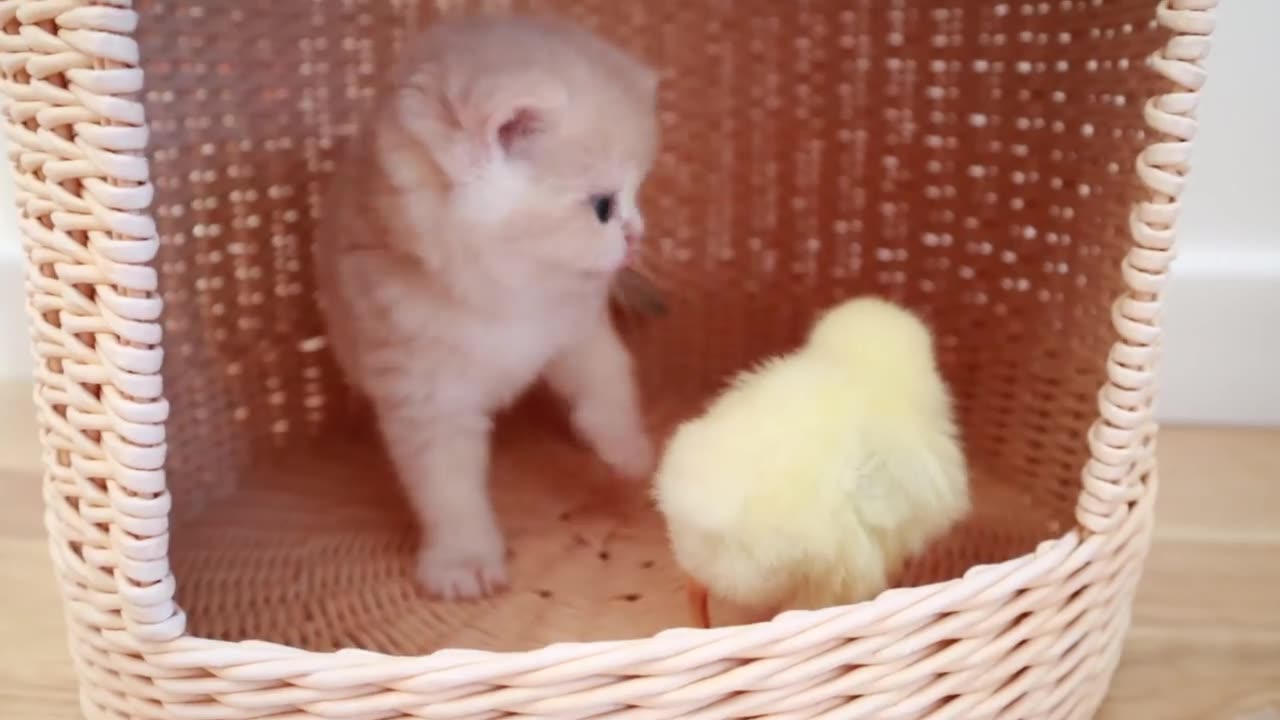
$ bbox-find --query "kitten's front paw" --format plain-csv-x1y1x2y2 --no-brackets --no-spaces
601,430,656,482
417,536,509,600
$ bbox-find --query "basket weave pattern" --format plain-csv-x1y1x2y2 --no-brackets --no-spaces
2,0,1214,718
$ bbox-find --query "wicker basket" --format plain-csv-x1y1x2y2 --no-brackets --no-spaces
3,0,1214,717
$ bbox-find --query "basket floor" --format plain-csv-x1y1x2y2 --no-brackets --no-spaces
170,392,1071,656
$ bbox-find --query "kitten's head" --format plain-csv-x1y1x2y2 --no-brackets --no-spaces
386,16,660,277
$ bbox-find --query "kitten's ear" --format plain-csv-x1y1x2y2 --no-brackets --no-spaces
449,73,567,162
389,68,563,181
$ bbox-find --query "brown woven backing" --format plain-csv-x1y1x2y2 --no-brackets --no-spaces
130,0,1170,654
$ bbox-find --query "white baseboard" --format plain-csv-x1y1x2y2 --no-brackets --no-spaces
0,241,1275,426
1156,241,1280,427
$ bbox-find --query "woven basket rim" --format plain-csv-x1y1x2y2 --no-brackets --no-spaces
144,532,1084,663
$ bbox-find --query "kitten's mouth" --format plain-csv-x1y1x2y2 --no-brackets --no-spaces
622,225,644,260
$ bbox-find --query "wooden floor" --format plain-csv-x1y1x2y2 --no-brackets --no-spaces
0,381,1276,719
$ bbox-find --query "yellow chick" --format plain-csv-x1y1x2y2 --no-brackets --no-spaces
653,296,970,627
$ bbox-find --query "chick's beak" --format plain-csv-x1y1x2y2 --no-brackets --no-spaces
685,574,710,629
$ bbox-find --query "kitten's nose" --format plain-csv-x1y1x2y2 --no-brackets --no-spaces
622,218,645,246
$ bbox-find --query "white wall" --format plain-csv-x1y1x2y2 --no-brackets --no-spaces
1175,1,1279,255
0,3,1275,425
1156,1,1280,426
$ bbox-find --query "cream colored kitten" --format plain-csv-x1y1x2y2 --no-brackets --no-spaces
313,16,658,599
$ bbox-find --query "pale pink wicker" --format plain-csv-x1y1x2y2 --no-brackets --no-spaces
4,0,1215,718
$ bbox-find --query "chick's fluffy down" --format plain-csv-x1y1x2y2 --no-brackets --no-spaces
653,298,970,611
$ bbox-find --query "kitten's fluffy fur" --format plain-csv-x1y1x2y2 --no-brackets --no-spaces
313,17,659,599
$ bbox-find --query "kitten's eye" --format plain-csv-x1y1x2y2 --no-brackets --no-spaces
590,194,616,224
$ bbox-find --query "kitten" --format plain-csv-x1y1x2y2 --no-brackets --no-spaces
312,16,659,600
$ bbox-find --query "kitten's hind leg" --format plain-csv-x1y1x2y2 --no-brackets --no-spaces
545,315,654,481
376,400,508,599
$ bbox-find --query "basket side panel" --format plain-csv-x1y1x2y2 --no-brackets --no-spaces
0,0,185,701
1073,0,1215,531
